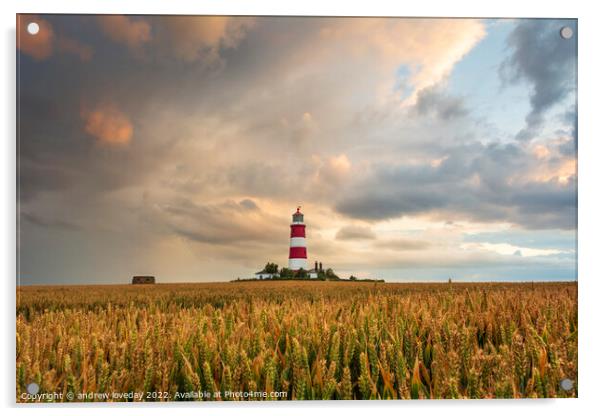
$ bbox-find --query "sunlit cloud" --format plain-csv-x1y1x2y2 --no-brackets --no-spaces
97,15,152,50
313,154,351,187
461,242,569,258
81,103,133,146
335,225,376,241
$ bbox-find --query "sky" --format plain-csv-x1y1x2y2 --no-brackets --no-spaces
17,15,577,285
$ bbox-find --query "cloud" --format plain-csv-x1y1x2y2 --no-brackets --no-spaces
16,16,576,283
223,161,300,199
97,15,152,50
413,83,468,120
239,198,258,210
532,144,550,159
313,154,351,188
335,225,376,240
461,242,568,258
21,212,80,231
18,16,54,60
81,103,133,145
500,20,577,140
18,15,93,62
56,36,93,61
334,141,576,229
329,18,485,97
263,18,486,106
374,238,431,251
155,16,254,64
144,199,287,246
18,162,76,202
462,228,576,251
95,15,254,66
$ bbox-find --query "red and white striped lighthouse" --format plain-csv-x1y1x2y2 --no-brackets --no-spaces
288,206,308,270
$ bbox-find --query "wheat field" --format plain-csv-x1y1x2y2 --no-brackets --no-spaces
16,281,577,401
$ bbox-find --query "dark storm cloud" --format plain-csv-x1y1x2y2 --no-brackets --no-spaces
144,199,288,246
18,162,75,202
500,19,577,140
18,17,326,205
558,137,577,157
335,142,576,229
239,198,259,210
413,84,468,120
557,107,577,156
21,212,81,231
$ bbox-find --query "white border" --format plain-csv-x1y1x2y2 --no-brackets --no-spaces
3,1,601,415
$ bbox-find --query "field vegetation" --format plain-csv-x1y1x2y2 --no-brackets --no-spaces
16,281,577,401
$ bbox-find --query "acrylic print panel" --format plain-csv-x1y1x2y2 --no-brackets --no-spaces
16,15,577,402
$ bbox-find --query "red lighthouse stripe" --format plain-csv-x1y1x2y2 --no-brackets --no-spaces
290,224,306,238
289,246,307,258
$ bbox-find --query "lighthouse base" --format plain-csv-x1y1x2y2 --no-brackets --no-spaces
288,258,308,270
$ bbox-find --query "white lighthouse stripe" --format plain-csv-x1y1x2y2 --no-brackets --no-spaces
288,258,308,270
289,237,307,247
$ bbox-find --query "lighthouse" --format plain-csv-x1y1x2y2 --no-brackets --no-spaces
288,207,308,270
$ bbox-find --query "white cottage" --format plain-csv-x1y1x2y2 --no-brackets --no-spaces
254,270,278,280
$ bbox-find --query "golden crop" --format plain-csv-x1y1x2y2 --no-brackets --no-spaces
16,281,577,401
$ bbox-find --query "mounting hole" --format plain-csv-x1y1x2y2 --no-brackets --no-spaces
560,26,573,40
560,378,574,391
27,22,40,35
26,382,40,395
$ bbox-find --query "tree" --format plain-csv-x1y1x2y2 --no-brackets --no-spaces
263,262,278,274
279,267,293,279
325,268,339,280
349,275,357,281
296,268,308,279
